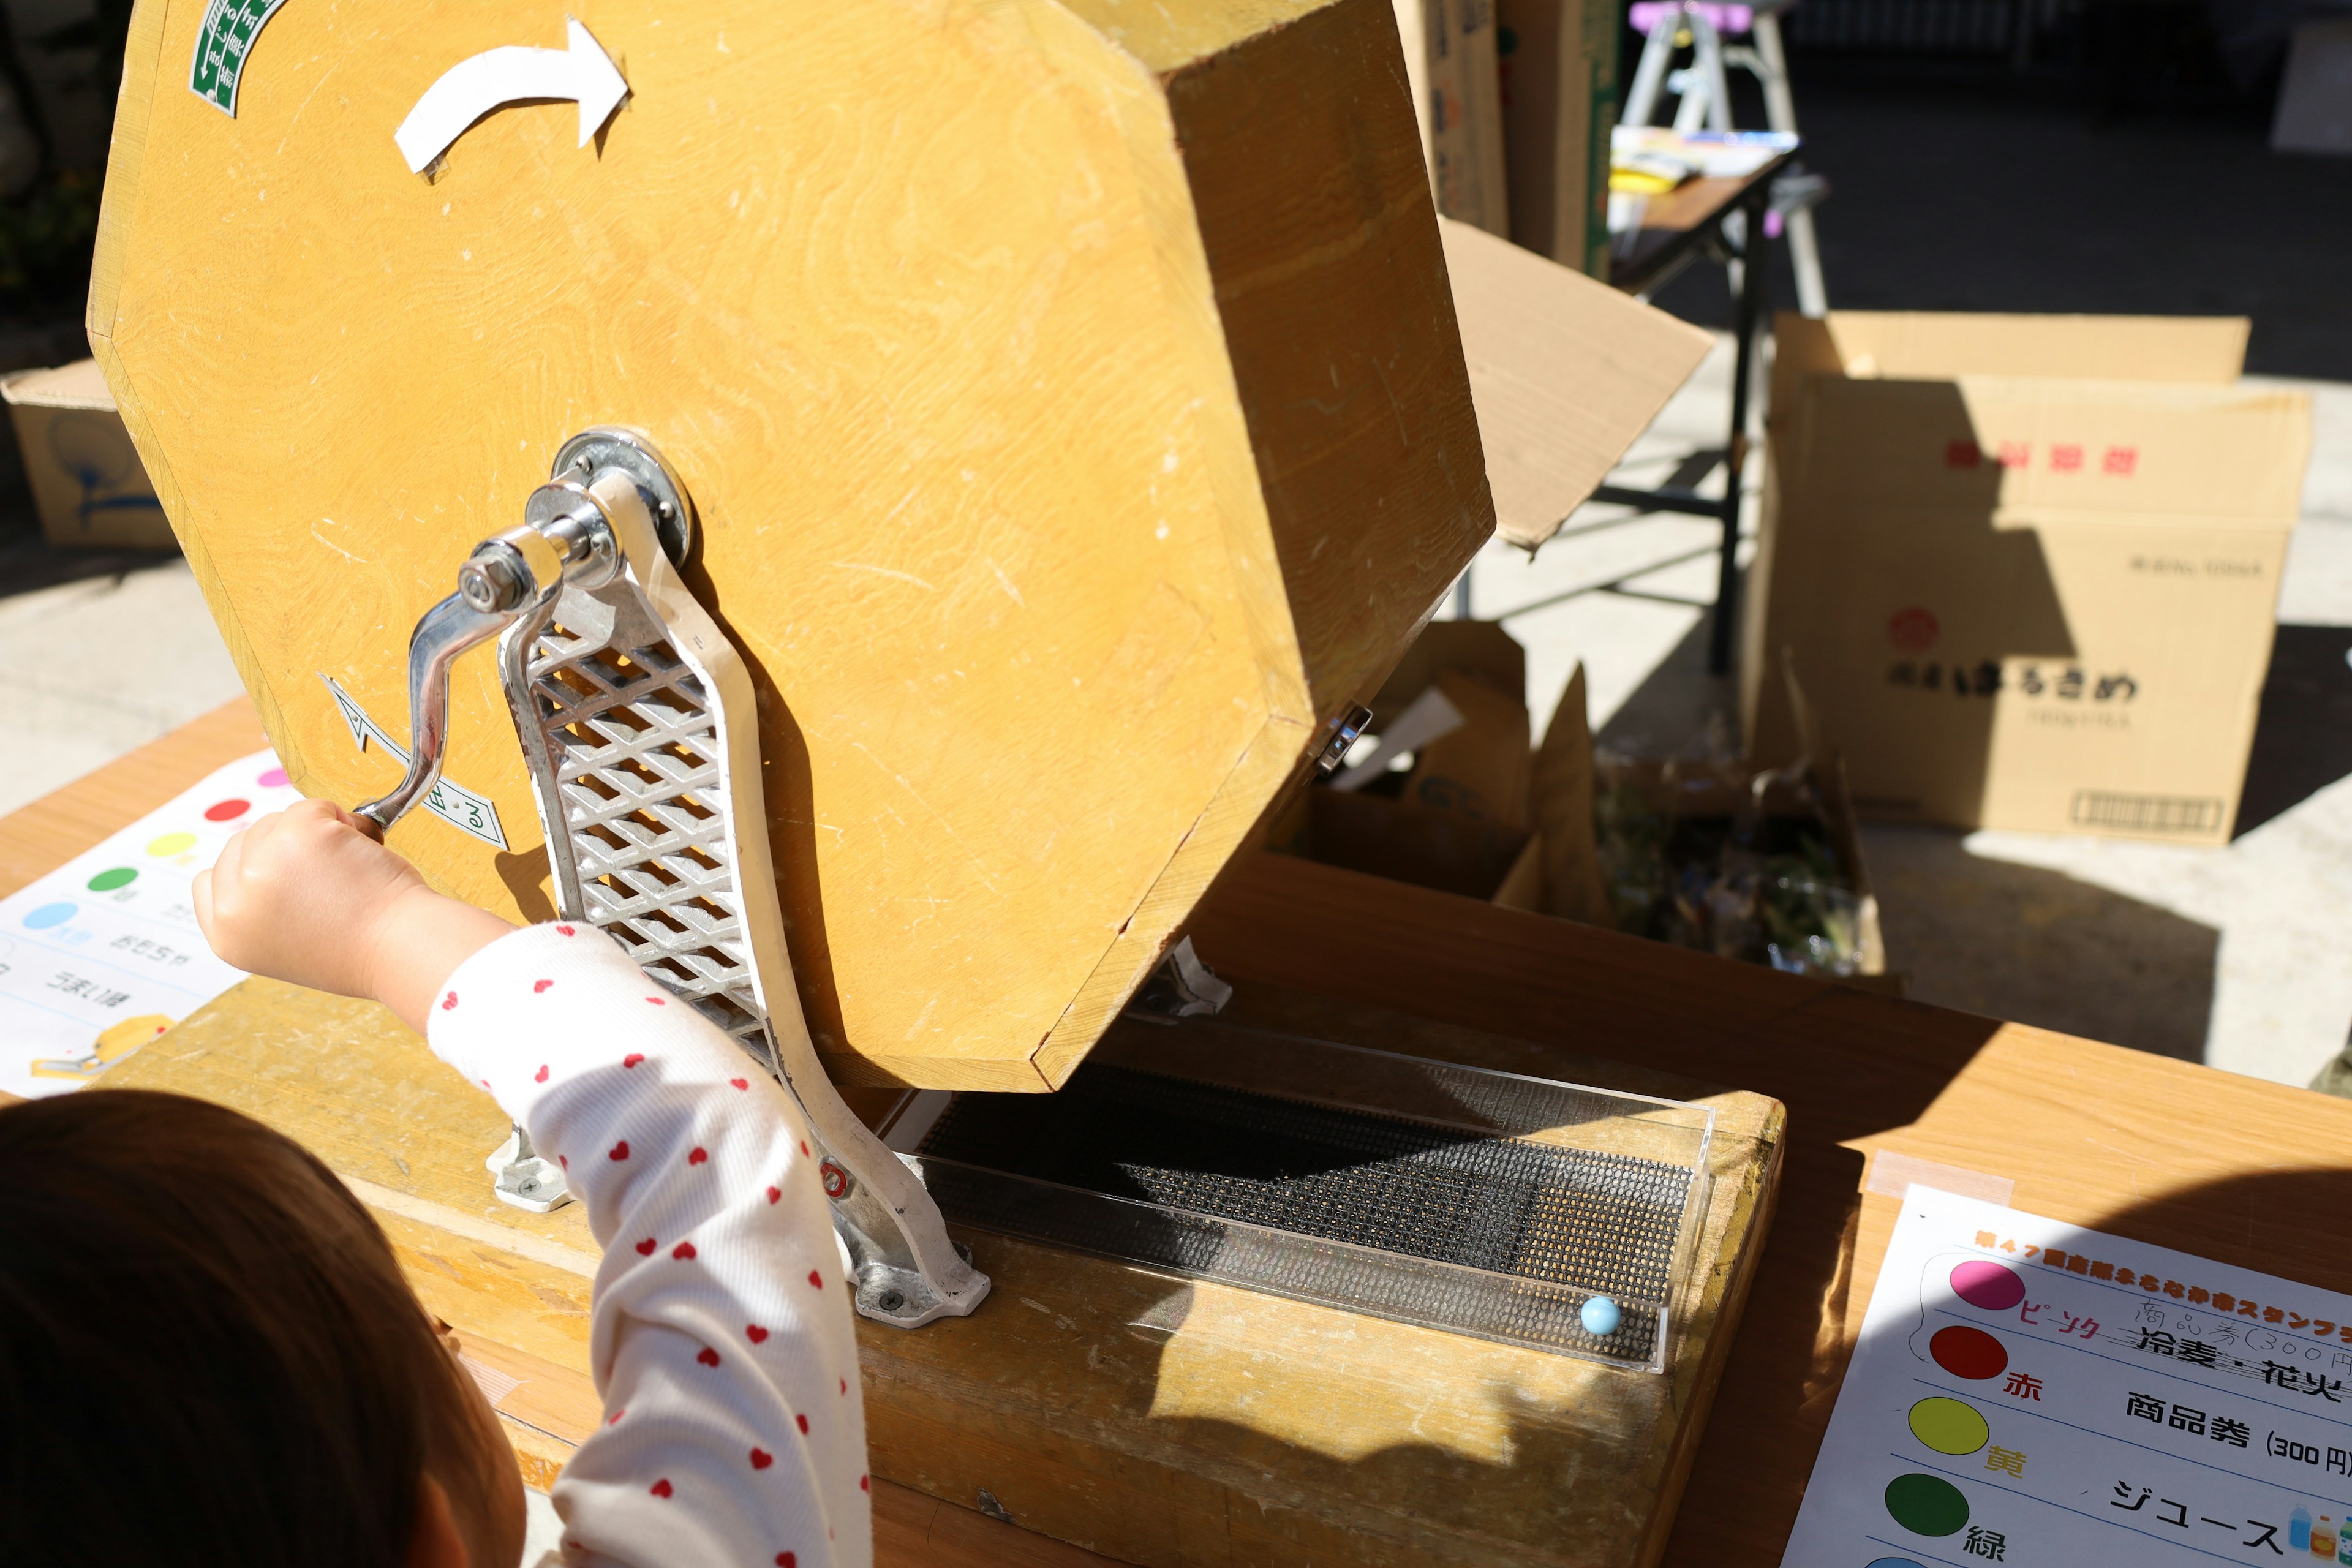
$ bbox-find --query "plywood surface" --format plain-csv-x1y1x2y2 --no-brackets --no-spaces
92,0,1488,1095
90,957,1779,1568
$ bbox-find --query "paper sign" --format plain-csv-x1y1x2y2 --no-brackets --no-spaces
1783,1186,2352,1567
0,751,300,1097
320,675,510,850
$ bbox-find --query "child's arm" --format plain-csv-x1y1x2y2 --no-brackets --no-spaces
197,800,871,1568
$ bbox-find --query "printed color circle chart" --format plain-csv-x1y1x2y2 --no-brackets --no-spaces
1906,1397,1989,1456
203,797,250,822
1929,1324,2008,1381
1883,1472,1969,1536
146,831,197,858
1866,1560,1926,1568
1950,1259,2025,1310
86,868,137,892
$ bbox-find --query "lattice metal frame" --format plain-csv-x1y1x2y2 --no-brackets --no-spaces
520,620,779,1072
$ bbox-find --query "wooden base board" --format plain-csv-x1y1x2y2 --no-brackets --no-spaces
94,974,1781,1567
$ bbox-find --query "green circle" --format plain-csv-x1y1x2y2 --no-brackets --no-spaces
1885,1472,1970,1537
1907,1396,1990,1457
86,867,137,892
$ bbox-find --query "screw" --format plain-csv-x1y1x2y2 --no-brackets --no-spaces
876,1289,907,1314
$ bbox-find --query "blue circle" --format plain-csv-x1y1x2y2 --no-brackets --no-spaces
1581,1295,1623,1336
23,902,74,930
1867,1559,1927,1568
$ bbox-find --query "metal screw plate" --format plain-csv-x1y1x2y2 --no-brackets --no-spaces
552,426,696,567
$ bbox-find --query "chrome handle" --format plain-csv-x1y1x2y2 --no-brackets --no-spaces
352,592,519,838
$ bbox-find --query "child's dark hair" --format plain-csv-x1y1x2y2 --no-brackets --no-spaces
0,1089,510,1567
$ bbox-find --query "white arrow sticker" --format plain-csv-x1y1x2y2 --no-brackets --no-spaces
318,675,511,850
393,17,627,175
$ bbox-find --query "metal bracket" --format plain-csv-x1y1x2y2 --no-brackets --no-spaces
486,1123,572,1213
355,426,990,1329
1126,937,1232,1022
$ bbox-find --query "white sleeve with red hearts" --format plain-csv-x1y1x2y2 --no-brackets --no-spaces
426,921,870,1568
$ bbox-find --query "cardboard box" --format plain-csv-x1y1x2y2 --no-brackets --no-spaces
1438,216,1711,548
1393,0,1511,235
1493,0,1616,276
1743,312,2313,843
2,359,172,551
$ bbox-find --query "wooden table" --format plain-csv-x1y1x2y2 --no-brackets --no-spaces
1597,150,1793,676
12,698,2352,1568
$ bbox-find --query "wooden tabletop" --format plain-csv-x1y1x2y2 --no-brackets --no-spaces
1607,154,1792,298
12,699,2352,1568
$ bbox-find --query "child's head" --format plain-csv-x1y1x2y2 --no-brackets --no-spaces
0,1089,524,1567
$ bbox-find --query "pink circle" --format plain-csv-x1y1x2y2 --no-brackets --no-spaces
258,767,288,788
203,798,251,823
1951,1261,2025,1311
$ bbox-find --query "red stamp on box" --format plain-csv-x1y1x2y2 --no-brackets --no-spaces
2103,445,2138,475
1996,441,2032,469
1888,606,1940,652
2050,443,2082,472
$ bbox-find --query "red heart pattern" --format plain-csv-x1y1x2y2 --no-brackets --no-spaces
796,1414,809,1434
646,996,667,1006
609,1140,630,1161
533,978,553,993
650,1478,673,1499
635,1237,657,1256
730,1077,750,1090
533,1064,549,1083
750,1447,773,1471
673,1241,698,1261
440,991,458,1011
622,1053,645,1069
556,924,575,935
688,1147,709,1166
697,1346,722,1367
807,1270,824,1290
777,1555,797,1567
766,1186,781,1205
747,1324,769,1343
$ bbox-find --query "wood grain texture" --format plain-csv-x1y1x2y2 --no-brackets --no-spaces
91,0,1490,1093
94,965,1779,1568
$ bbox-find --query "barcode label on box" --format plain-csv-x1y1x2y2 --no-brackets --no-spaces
2068,791,2224,835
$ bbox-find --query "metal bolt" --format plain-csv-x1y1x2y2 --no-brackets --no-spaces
458,549,527,612
876,1288,907,1314
820,1159,853,1200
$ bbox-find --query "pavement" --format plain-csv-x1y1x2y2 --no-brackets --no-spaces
1459,338,2352,1090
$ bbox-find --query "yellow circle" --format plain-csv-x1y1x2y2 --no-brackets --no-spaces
146,831,198,858
1909,1396,1990,1457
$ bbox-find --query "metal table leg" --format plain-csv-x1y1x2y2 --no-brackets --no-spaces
1706,184,1770,676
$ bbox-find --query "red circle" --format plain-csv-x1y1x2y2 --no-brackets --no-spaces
1887,606,1940,652
1930,1324,2008,1381
203,798,251,822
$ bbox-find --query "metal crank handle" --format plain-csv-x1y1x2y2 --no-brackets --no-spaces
350,503,612,840
350,592,518,839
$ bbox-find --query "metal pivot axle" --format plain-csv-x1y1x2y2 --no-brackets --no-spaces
353,426,990,1329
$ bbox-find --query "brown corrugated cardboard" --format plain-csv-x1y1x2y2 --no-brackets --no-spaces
1744,311,2313,845
1406,666,1533,826
1439,216,1711,547
1493,0,1615,274
2,358,172,550
1393,0,1510,235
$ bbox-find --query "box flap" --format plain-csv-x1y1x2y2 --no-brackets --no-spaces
1,358,116,411
1816,311,2248,384
1441,216,1712,548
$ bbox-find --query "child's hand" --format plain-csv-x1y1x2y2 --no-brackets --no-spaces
195,798,515,1034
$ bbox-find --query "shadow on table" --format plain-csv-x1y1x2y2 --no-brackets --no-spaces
2234,624,2352,839
1859,823,2220,1065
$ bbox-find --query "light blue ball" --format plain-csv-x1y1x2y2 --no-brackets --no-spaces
1580,1296,1622,1337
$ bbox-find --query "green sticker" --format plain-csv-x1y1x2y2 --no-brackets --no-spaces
189,0,289,117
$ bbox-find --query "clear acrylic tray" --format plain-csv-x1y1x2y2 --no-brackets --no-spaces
880,1018,1716,1372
